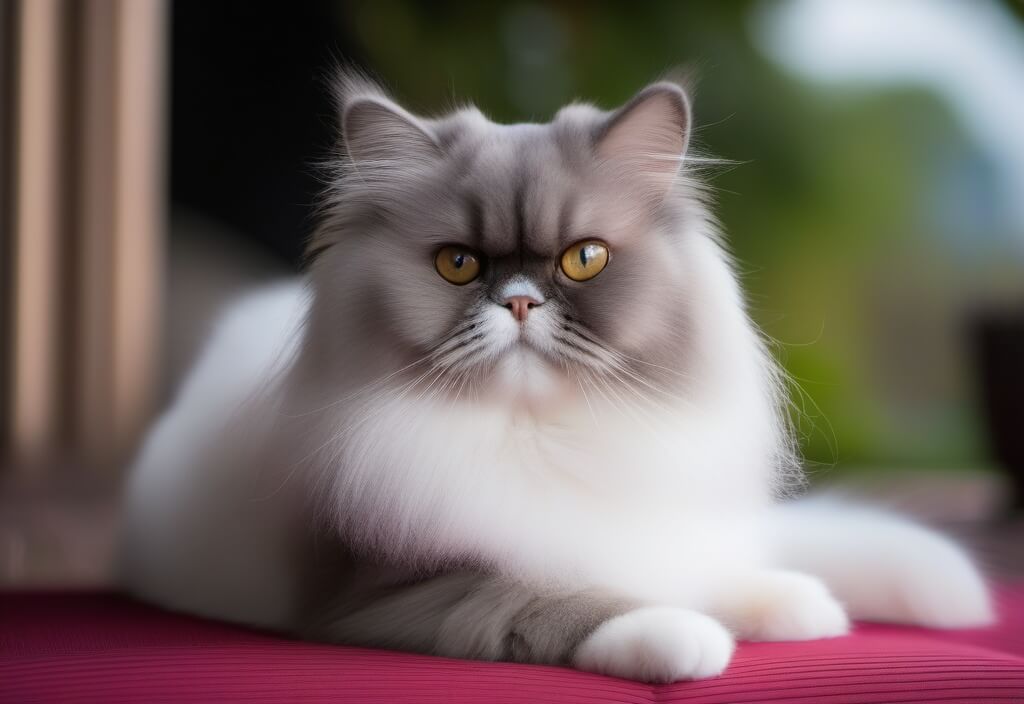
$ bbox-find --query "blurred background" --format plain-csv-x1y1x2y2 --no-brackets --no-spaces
1,0,1022,585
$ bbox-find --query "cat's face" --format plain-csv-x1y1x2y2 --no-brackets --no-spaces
310,76,702,407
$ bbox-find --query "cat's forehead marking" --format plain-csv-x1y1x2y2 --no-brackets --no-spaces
455,122,582,257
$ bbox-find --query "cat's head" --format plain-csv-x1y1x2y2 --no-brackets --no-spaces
307,72,720,410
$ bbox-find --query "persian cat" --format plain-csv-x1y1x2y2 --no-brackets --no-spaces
121,73,992,683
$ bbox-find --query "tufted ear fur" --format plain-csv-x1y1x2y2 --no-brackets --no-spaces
331,70,441,169
595,82,691,200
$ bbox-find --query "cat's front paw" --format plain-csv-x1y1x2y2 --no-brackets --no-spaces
717,570,850,642
572,607,734,683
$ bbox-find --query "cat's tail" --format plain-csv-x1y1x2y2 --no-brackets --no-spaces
769,495,995,628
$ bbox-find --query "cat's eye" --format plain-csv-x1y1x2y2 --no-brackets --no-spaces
435,246,481,285
560,240,610,282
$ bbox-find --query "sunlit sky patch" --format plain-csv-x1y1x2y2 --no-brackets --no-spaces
751,0,1024,242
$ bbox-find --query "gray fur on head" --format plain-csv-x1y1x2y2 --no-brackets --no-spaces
303,71,750,409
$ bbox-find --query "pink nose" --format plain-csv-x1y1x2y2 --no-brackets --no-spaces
503,295,541,322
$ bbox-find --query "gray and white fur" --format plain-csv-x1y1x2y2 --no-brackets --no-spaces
121,72,992,683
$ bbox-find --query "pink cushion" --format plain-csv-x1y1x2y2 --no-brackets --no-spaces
3,586,1023,703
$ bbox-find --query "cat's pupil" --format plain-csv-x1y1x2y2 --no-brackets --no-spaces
579,248,590,267
454,254,465,268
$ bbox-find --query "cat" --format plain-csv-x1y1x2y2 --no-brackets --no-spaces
120,71,993,683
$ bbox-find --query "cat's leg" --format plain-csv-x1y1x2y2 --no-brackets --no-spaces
706,569,850,642
304,570,734,682
769,497,993,628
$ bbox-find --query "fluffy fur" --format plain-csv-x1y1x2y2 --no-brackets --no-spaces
121,73,993,682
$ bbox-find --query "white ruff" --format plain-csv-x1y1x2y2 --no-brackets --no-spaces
312,380,776,606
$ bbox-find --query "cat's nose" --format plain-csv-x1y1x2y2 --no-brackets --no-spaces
503,295,541,323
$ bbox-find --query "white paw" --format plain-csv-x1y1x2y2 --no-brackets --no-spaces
573,607,734,683
722,571,850,642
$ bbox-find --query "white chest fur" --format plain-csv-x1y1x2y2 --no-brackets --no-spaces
303,382,777,607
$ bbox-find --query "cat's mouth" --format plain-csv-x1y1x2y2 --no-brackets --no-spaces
495,315,612,378
423,309,626,403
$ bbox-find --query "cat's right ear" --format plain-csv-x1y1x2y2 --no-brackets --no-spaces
594,81,692,202
332,71,441,170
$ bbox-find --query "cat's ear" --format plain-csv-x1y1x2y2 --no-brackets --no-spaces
331,70,441,169
343,98,441,168
595,82,691,199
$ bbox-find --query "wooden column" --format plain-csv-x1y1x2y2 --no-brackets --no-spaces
3,0,166,472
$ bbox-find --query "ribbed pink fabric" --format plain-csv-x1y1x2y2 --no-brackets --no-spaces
3,586,1023,703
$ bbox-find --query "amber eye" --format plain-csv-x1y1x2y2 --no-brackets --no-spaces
435,246,481,285
560,240,610,282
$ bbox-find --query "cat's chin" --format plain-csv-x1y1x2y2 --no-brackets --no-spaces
486,345,574,409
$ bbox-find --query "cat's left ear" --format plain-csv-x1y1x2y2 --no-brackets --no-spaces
595,82,691,199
